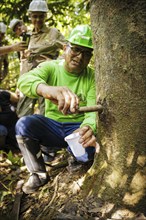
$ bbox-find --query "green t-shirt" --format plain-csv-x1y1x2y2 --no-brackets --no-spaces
17,59,96,133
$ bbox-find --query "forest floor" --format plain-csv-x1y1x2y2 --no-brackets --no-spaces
0,149,146,220
0,149,103,220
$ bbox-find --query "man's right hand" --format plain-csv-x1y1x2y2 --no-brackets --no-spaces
37,84,79,115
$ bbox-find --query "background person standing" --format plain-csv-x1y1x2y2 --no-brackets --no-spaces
15,0,66,117
9,19,28,40
9,18,37,117
9,18,29,62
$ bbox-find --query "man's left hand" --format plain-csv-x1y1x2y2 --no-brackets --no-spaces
74,126,96,148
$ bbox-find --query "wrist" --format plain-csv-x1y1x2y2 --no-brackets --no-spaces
37,83,50,98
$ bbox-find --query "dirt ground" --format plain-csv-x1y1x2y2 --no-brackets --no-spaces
0,149,146,220
0,149,102,220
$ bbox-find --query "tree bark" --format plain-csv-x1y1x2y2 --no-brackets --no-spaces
83,0,146,218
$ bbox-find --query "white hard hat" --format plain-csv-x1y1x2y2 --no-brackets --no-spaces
28,0,48,12
0,22,7,33
9,18,22,31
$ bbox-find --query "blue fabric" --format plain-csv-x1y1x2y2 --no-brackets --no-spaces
15,114,95,162
0,125,8,136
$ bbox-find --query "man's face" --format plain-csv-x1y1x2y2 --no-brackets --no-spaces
64,43,93,74
14,22,27,37
29,12,46,30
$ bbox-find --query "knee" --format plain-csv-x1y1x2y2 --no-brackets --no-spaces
15,116,33,136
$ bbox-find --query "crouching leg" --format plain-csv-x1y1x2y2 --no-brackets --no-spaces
16,135,49,194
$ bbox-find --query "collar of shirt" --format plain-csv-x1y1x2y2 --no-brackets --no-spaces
32,25,49,35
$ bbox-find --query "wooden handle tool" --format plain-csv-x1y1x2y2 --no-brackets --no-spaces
77,104,103,113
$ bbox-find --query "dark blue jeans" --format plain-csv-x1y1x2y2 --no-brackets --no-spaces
15,114,95,162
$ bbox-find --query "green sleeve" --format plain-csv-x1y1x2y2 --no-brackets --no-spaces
17,61,53,98
80,69,97,133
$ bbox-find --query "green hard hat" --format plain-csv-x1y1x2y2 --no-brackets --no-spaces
68,24,93,49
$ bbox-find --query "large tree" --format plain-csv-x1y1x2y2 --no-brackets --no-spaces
82,0,146,218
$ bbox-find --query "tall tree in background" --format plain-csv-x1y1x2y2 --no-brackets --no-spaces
83,0,146,218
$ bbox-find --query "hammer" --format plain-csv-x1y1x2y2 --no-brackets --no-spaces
77,104,103,113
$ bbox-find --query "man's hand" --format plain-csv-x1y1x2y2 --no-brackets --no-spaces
9,90,19,103
0,42,28,56
12,41,28,52
37,84,79,114
74,126,100,153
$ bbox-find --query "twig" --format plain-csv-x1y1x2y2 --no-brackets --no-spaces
0,181,11,192
36,170,64,220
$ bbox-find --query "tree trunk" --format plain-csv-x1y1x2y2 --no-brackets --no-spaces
83,0,146,218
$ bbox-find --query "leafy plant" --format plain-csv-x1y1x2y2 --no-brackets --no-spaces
6,150,22,166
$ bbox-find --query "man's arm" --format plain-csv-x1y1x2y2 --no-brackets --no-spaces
37,83,79,115
0,42,27,55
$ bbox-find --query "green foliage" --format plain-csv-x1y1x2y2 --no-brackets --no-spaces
0,0,91,90
0,53,20,90
0,0,90,28
0,150,23,203
6,150,22,166
0,187,13,202
0,150,22,166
